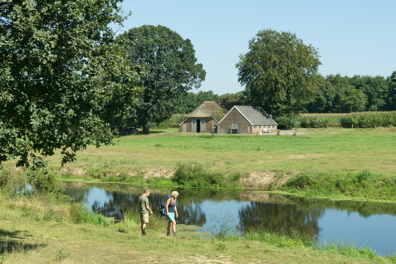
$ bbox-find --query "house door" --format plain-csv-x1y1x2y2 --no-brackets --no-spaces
191,119,197,133
182,124,186,132
248,125,251,134
200,119,206,132
230,123,240,134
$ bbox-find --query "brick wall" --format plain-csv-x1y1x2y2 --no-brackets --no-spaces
218,108,250,133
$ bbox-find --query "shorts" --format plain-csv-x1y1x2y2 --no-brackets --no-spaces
140,213,149,224
167,212,175,222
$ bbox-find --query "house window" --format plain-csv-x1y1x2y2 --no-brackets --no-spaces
259,125,262,128
254,125,257,129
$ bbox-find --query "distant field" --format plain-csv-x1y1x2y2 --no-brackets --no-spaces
4,127,396,177
302,111,396,116
276,111,396,129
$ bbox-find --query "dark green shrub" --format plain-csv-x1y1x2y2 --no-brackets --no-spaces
173,163,233,188
356,170,372,183
285,173,313,189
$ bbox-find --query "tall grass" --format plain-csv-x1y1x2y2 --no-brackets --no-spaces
70,203,112,226
276,111,396,129
173,163,243,188
280,170,396,201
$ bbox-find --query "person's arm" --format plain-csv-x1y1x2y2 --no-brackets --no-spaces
175,203,178,218
165,198,171,216
145,200,153,214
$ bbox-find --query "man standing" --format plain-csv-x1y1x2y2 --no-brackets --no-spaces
139,189,153,235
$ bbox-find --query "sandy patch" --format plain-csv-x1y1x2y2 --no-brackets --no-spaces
144,169,174,179
239,171,297,190
59,167,87,176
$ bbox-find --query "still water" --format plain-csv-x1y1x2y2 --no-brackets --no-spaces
64,182,396,256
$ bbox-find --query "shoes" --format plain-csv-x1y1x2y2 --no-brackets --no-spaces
142,232,146,236
166,232,170,237
173,232,177,236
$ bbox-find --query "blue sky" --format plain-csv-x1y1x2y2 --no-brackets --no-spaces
112,0,396,95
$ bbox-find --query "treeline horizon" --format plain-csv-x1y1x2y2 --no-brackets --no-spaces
176,72,396,115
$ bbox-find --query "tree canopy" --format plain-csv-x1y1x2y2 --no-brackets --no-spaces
118,25,206,133
236,29,323,116
0,0,142,168
387,71,396,111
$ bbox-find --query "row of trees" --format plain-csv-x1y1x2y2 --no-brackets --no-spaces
1,1,394,168
235,29,396,117
306,73,396,113
173,71,396,115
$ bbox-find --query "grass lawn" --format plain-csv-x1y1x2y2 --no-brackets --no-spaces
5,127,394,177
0,194,392,264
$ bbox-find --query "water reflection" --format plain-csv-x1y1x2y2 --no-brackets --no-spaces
238,201,323,240
63,182,396,255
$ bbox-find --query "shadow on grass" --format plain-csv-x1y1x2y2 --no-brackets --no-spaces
0,229,46,254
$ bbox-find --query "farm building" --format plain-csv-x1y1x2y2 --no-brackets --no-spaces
179,101,236,133
217,106,277,134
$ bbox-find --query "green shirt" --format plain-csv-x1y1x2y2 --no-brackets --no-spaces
138,194,149,214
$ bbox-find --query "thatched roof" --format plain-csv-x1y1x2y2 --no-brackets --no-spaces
187,101,227,121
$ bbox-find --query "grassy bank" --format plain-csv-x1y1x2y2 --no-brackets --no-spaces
2,128,396,201
1,188,395,263
277,170,396,202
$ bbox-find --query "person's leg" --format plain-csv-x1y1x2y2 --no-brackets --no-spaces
172,221,176,233
167,222,171,235
140,213,148,234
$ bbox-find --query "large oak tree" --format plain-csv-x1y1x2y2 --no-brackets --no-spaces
118,25,206,134
236,29,323,116
0,0,143,168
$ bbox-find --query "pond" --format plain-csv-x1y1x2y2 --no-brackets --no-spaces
64,182,396,256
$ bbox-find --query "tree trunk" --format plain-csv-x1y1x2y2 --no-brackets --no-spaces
143,125,150,135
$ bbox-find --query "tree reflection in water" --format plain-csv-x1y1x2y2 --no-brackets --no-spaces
64,183,209,226
238,201,324,240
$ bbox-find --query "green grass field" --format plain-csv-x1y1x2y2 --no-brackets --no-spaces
13,127,394,177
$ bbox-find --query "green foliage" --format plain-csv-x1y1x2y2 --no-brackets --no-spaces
28,171,64,196
0,0,143,167
70,203,111,227
276,112,396,129
118,25,206,134
172,163,241,189
236,29,323,116
156,115,188,129
387,72,396,111
0,169,26,192
282,171,396,201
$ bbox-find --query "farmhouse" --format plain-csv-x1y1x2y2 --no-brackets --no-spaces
179,101,229,133
217,106,277,134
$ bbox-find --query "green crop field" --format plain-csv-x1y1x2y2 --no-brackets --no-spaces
4,127,396,178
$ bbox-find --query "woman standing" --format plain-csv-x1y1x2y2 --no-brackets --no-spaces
165,191,179,236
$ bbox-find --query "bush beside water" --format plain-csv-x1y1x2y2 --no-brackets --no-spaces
281,170,396,201
276,112,396,129
173,163,243,188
